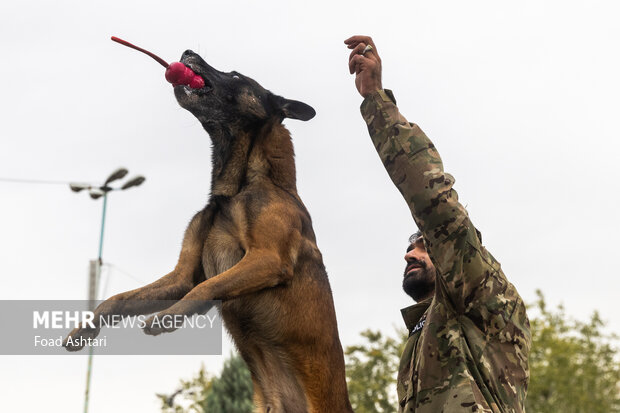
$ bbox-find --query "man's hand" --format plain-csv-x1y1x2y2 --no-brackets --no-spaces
345,35,382,98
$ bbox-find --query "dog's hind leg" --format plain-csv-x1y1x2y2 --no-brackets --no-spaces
63,206,213,351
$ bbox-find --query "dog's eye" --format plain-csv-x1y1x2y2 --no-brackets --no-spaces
232,75,240,80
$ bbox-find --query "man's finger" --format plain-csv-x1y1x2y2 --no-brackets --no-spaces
349,54,367,75
344,35,378,53
349,44,379,70
348,42,367,62
348,53,358,74
344,35,370,46
361,44,379,62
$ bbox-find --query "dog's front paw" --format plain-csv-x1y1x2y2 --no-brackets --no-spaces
143,314,179,336
62,326,100,352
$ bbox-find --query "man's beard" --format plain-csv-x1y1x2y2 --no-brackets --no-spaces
402,262,435,302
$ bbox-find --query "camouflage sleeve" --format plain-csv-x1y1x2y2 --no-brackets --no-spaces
361,90,517,319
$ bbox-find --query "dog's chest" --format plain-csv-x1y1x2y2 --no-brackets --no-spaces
201,198,247,278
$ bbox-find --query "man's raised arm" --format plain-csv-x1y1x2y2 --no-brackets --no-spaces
345,36,514,316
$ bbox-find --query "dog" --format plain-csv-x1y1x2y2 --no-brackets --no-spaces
64,49,354,413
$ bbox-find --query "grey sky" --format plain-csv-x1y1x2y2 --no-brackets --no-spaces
1,0,619,411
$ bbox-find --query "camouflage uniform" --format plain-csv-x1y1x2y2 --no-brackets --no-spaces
361,90,531,412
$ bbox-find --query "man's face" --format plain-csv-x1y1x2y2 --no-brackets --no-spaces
402,236,436,302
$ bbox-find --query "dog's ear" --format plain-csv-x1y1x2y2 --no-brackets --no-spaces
273,96,316,121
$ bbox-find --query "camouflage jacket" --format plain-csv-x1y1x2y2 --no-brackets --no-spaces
361,90,531,412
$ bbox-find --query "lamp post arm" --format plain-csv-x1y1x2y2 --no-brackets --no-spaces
98,192,108,263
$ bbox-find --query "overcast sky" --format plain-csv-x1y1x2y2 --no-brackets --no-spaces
1,0,619,411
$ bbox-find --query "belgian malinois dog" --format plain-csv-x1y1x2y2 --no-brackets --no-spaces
64,50,353,413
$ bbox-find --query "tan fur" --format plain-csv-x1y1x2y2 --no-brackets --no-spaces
65,119,353,413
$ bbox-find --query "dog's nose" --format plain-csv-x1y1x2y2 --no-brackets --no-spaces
182,50,195,59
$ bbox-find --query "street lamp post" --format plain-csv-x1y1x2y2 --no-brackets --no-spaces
69,168,146,413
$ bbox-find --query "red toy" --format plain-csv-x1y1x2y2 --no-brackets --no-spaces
111,36,205,89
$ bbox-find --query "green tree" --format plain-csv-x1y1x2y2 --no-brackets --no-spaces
157,365,213,413
158,354,253,413
205,354,254,413
345,329,408,413
526,290,620,413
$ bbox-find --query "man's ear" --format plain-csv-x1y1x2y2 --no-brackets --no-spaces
273,95,316,121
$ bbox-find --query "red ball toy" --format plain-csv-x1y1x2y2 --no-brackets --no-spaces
164,62,205,88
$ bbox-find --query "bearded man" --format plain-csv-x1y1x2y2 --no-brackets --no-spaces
345,35,531,413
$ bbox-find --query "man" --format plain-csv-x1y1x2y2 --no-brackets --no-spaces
345,35,531,412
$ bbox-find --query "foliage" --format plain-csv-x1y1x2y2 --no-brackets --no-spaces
159,291,620,413
344,292,620,413
157,365,213,413
344,329,408,413
205,354,254,413
526,290,620,413
158,354,253,413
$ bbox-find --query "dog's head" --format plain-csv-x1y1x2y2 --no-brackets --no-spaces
174,50,315,131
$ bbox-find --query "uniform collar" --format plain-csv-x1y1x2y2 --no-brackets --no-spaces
400,299,431,332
